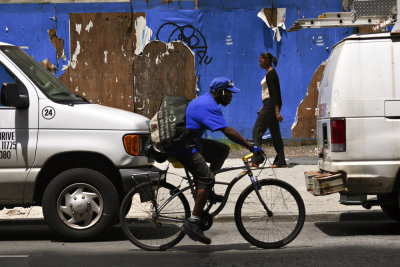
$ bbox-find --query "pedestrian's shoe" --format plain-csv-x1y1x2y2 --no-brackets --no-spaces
181,219,211,244
249,162,260,168
271,164,287,168
208,191,224,203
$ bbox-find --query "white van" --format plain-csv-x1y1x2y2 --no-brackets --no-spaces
0,42,158,239
306,32,400,220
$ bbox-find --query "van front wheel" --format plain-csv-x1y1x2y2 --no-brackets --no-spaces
379,192,400,221
42,168,119,240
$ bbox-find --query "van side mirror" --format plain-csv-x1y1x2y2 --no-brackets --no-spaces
1,82,29,109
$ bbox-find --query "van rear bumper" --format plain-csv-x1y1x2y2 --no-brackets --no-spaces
119,166,165,193
317,160,399,194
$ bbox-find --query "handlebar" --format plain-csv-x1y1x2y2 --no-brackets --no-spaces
242,149,267,164
242,150,266,163
242,153,254,162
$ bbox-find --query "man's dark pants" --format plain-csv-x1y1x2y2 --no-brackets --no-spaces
176,139,230,190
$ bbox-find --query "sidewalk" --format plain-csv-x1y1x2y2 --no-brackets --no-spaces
0,157,379,220
158,158,380,221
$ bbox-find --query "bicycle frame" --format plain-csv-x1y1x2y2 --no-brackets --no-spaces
133,153,272,223
157,153,272,219
206,166,249,217
207,153,272,217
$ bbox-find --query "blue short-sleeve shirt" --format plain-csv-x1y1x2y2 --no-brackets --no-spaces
186,92,228,133
172,93,227,154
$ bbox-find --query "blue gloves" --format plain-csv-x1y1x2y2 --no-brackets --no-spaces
250,144,262,153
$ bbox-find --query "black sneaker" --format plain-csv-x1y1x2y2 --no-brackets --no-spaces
181,219,211,244
208,191,224,203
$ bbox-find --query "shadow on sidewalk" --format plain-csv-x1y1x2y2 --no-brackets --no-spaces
314,211,400,236
0,219,127,242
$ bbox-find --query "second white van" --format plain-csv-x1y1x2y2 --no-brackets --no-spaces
306,32,400,221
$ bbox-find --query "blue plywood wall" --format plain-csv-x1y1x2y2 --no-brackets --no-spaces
0,0,352,140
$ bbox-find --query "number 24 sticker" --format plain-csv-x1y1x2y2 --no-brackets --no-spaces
42,106,56,120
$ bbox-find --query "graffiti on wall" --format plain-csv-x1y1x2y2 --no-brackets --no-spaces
156,22,212,65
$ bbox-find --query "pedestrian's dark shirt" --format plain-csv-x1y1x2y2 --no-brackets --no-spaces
265,69,282,109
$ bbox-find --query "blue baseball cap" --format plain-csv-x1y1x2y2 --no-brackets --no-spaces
209,77,240,93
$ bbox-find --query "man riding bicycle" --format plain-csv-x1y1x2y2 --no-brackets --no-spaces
172,77,262,244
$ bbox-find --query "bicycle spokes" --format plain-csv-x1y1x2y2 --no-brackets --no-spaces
120,182,190,251
254,186,273,217
235,179,305,249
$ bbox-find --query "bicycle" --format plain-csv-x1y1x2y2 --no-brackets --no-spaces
119,152,305,251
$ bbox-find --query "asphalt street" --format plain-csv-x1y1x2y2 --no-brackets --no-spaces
0,211,398,266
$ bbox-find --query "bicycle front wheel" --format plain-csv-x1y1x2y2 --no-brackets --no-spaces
234,179,305,249
120,182,190,251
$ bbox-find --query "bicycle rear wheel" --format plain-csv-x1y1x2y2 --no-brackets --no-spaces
120,182,190,251
234,179,305,249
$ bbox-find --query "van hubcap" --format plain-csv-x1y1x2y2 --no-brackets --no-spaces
57,183,103,229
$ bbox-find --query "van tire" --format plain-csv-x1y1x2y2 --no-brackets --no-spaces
379,192,400,221
42,168,119,240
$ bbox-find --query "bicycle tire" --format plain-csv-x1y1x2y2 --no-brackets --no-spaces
234,179,305,249
120,181,190,251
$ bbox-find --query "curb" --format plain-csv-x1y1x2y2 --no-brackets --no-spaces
0,208,390,223
211,210,390,223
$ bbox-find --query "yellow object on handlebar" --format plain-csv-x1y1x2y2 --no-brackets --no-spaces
242,153,254,162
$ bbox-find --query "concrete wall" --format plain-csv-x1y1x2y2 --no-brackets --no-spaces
0,0,352,141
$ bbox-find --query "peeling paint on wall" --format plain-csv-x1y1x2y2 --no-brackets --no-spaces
40,58,57,74
48,29,64,60
104,50,108,64
134,16,152,55
291,62,326,138
70,40,81,69
257,8,286,41
75,24,82,35
135,16,146,55
60,12,145,111
85,20,94,32
133,40,196,118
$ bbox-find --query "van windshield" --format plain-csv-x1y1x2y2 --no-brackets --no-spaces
0,46,87,104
